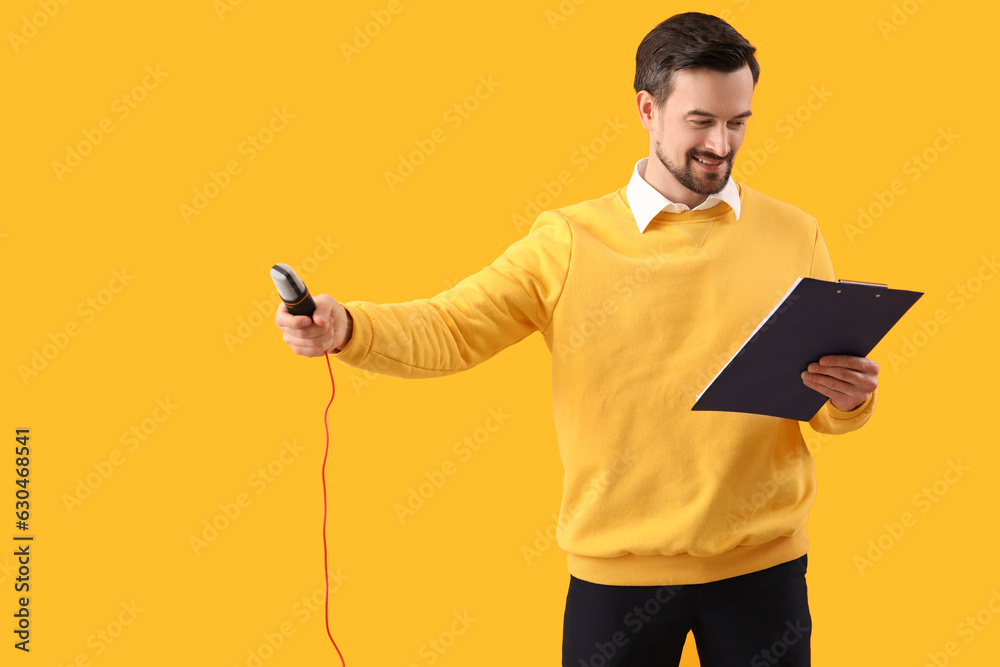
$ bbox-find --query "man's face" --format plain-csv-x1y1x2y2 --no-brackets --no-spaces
651,65,754,196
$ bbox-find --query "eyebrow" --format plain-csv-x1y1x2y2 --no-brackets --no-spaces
686,109,753,119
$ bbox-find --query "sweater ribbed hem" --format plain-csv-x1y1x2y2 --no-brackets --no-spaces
565,528,809,586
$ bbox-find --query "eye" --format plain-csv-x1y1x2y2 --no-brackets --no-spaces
694,120,712,126
728,121,746,127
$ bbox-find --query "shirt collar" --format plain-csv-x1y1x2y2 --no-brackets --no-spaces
625,157,742,233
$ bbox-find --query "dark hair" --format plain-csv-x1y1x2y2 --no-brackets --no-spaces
634,12,759,109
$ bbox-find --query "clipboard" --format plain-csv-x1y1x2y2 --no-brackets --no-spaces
691,278,923,421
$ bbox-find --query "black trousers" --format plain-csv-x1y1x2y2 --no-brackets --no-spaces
563,554,811,667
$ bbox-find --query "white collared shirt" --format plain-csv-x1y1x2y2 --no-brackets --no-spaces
625,157,742,233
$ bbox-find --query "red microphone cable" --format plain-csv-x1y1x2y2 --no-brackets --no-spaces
321,350,347,666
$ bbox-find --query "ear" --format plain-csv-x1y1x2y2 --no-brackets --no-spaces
636,90,658,131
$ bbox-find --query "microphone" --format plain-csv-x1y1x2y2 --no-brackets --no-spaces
270,263,316,318
270,264,348,666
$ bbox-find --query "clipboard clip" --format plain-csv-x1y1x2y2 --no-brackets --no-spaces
837,279,888,288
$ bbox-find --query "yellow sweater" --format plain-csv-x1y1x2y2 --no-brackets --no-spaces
332,180,878,585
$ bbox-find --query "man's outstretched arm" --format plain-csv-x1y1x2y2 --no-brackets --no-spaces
275,211,573,379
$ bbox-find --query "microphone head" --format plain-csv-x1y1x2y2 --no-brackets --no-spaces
270,263,307,302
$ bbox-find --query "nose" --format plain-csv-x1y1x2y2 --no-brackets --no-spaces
703,124,730,159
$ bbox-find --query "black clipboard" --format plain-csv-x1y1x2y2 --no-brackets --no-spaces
691,278,923,421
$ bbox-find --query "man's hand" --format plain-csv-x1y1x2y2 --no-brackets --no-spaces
800,354,879,412
275,294,353,357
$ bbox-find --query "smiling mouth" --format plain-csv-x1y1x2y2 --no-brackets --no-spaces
693,156,725,166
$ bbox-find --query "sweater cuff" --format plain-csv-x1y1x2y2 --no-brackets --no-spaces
826,386,877,419
807,385,878,435
329,302,373,366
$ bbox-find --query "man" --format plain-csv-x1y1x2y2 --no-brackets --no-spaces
275,12,878,666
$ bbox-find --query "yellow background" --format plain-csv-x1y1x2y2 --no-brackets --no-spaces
4,1,998,665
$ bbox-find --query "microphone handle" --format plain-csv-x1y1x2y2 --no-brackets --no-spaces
284,291,317,318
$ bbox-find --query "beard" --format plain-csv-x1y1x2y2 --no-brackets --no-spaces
655,138,733,196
